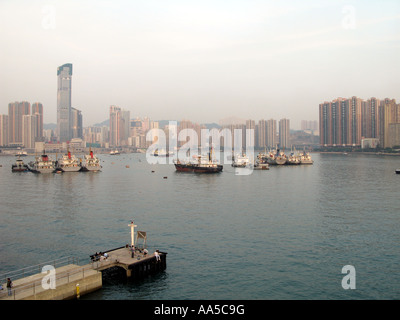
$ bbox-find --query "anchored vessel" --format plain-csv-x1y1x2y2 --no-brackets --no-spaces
232,154,251,168
286,152,301,165
12,156,29,172
254,153,269,170
267,149,287,165
28,151,56,173
81,149,102,172
174,148,223,173
57,150,81,172
153,149,173,157
299,151,314,164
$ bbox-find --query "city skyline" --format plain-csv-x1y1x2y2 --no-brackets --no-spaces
1,1,399,127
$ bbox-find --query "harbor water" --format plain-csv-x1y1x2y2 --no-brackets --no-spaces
0,152,399,300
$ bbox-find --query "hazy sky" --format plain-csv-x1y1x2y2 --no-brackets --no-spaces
1,0,399,128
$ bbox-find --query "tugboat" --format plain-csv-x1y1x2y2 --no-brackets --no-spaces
12,156,29,172
174,147,223,173
57,150,81,172
81,149,102,172
28,151,56,173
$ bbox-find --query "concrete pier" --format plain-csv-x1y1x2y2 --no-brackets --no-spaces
1,247,167,300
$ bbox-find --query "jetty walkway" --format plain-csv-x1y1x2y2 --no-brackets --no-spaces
0,246,167,300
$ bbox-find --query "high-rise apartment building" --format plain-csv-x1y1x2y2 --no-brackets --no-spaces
22,114,37,149
57,63,73,142
8,101,30,146
257,119,266,149
245,119,256,148
32,102,43,141
0,115,8,146
320,96,399,148
109,106,130,147
71,107,83,139
379,99,399,148
279,118,290,149
266,119,277,148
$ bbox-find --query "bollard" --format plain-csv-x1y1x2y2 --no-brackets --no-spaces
76,283,80,299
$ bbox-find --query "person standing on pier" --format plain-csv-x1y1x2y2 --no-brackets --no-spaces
154,250,161,262
6,278,13,296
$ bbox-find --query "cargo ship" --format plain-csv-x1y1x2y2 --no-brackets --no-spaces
174,148,222,173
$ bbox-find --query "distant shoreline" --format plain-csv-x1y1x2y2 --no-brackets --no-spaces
317,151,400,156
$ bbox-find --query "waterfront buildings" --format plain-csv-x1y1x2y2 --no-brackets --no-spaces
319,97,400,148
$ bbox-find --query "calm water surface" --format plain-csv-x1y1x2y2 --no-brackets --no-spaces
0,152,399,299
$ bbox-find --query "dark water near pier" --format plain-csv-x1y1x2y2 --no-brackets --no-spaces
0,152,399,299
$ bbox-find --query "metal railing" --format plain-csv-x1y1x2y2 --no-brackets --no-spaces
0,256,80,285
0,257,116,300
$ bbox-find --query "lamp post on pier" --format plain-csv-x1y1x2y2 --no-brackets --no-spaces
128,220,137,258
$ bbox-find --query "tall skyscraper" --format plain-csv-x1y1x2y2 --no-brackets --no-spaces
57,63,73,142
279,118,290,149
0,115,8,146
8,101,30,146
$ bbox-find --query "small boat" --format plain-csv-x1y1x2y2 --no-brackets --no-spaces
15,151,28,157
396,169,400,174
254,163,269,170
153,149,173,157
12,156,29,172
28,151,56,173
110,150,120,155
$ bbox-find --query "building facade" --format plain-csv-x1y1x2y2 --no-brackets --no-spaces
320,97,400,148
279,118,290,149
57,63,73,142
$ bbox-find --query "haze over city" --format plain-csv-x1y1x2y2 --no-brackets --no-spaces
1,0,399,128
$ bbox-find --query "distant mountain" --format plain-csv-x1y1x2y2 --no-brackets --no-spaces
93,119,109,127
92,119,220,129
43,123,57,130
